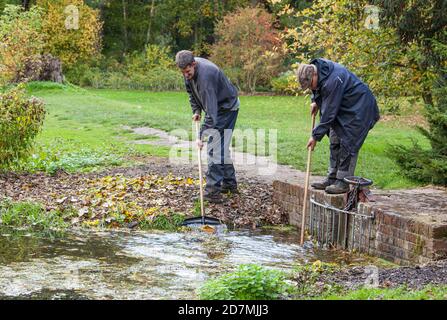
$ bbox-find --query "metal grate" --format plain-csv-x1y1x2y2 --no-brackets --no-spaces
308,197,375,253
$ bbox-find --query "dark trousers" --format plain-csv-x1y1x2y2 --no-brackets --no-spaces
204,110,238,194
328,129,358,180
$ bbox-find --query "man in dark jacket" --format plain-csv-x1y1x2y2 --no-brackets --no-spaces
297,58,380,194
176,50,240,203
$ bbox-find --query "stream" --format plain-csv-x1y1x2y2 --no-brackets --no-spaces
0,227,334,300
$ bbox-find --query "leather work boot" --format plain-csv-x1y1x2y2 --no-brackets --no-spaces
311,177,336,190
325,180,350,194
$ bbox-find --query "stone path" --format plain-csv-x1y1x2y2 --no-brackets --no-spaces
123,125,325,185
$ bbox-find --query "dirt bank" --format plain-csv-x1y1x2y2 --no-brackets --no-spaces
0,157,285,229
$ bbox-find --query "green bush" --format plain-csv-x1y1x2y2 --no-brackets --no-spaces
387,81,447,186
0,85,46,169
198,264,292,300
65,63,105,88
270,71,300,95
127,67,184,91
65,45,183,91
126,44,176,74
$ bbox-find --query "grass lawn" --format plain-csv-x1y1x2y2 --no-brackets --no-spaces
24,82,428,189
321,285,447,300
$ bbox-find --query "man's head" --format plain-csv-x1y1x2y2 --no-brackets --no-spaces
296,64,318,91
176,50,197,80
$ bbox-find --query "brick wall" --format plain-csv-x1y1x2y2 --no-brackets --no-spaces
273,180,447,265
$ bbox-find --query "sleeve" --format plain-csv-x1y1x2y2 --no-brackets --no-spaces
200,77,219,130
185,81,201,115
200,114,214,139
312,76,345,141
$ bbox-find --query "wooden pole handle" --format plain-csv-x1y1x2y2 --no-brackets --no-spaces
195,121,205,221
300,113,316,245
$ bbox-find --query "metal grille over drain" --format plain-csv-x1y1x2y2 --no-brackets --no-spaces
309,197,375,253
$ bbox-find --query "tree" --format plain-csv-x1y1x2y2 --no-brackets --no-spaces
96,0,251,60
273,0,430,111
0,4,45,85
211,6,286,92
376,0,447,185
36,0,103,69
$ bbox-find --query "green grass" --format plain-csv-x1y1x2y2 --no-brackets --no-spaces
0,198,72,231
322,285,447,300
24,81,428,189
197,263,447,300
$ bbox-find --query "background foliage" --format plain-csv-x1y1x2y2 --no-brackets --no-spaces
211,6,286,92
0,85,46,168
0,5,44,85
37,0,103,69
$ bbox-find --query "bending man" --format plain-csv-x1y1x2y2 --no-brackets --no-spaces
297,58,380,194
176,50,240,203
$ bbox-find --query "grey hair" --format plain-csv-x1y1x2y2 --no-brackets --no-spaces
175,50,195,69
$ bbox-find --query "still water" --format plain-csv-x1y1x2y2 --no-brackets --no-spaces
0,227,329,300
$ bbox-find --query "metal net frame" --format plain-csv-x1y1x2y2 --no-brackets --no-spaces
308,197,375,253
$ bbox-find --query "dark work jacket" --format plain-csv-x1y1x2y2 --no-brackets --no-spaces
184,57,239,136
310,58,380,155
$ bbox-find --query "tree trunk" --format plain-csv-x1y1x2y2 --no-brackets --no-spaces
145,0,156,46
122,0,129,57
194,23,198,48
21,0,31,10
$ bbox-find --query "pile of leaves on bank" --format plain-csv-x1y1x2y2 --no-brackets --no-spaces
0,170,284,231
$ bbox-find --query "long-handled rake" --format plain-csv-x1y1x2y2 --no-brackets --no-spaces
300,113,316,245
182,120,223,227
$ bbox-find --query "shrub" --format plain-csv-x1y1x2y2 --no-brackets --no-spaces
65,51,184,91
65,45,183,90
271,71,300,95
64,63,103,88
211,7,286,93
127,67,184,91
387,79,447,186
15,54,64,84
198,264,292,300
123,45,183,91
126,45,176,74
0,85,46,168
0,5,45,85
